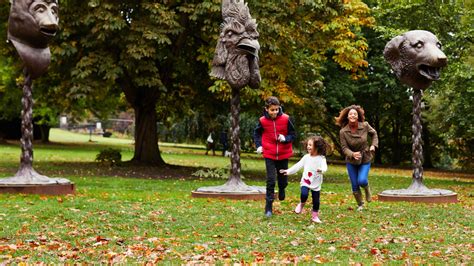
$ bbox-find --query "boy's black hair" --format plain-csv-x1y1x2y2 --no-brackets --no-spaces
265,96,280,108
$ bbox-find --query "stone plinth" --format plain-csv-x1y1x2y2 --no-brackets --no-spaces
378,188,457,203
192,182,266,200
0,175,75,195
0,183,75,195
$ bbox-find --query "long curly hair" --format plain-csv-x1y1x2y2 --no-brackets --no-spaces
335,105,365,127
304,136,331,156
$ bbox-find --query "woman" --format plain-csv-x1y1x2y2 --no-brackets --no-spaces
336,105,378,211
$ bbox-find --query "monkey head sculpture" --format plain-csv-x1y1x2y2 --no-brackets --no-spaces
7,0,59,79
384,30,447,90
210,0,261,90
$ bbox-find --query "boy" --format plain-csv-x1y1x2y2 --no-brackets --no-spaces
254,96,296,217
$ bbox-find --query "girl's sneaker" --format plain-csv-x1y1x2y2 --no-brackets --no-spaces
294,203,305,214
311,211,322,223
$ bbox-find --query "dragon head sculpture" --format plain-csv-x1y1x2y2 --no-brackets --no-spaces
7,0,59,79
384,30,447,90
210,0,261,90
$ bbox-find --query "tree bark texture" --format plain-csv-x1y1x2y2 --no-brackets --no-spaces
132,97,165,165
39,124,50,143
122,83,165,166
422,120,433,168
391,118,402,165
373,115,382,164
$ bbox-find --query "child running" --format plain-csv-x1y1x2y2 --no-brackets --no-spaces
280,136,330,223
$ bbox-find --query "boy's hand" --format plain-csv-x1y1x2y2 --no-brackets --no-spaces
279,169,288,175
256,146,263,154
278,134,286,142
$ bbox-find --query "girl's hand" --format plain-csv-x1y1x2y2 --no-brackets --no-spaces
279,169,288,175
316,169,322,173
370,145,376,152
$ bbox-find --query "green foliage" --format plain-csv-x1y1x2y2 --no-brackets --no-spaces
0,55,21,120
95,148,122,166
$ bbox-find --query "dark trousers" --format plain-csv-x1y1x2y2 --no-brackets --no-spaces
221,143,228,156
264,158,288,202
300,186,320,212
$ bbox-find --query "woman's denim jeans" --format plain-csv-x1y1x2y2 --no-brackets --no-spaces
346,162,371,192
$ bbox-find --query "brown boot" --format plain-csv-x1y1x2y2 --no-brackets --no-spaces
362,185,372,202
353,191,364,211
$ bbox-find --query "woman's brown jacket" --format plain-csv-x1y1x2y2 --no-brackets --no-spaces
339,121,378,165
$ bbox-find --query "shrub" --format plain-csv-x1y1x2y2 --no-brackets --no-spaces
95,148,122,166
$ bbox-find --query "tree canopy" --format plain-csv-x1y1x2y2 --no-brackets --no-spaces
0,0,471,169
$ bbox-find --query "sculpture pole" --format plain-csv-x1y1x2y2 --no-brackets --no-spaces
409,88,428,190
229,86,241,183
20,70,34,173
192,0,264,199
379,30,456,202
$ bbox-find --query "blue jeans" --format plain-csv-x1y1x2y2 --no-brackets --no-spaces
346,162,371,192
300,186,320,212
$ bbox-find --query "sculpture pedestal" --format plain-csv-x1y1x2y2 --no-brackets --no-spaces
0,174,75,195
0,183,75,195
191,190,265,200
192,181,266,200
378,188,457,203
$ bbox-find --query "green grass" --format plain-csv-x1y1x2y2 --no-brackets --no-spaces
0,129,472,264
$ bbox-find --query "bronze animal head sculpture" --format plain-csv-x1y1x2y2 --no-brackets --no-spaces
7,0,59,79
210,0,261,90
384,30,447,90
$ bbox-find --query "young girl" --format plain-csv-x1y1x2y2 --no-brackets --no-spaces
280,136,330,223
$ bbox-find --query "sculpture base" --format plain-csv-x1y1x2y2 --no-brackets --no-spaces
191,190,265,200
378,189,457,203
192,182,266,200
0,183,75,195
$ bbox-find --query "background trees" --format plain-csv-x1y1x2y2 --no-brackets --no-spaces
0,0,472,169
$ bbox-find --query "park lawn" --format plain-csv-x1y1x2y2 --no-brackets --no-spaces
0,129,472,264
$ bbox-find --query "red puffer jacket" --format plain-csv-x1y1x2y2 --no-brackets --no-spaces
256,113,294,160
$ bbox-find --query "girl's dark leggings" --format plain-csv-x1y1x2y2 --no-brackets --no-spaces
300,186,320,212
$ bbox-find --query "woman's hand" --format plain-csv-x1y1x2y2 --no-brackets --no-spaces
370,145,376,152
352,151,362,160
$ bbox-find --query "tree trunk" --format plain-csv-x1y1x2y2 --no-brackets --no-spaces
122,83,165,166
373,115,382,164
422,120,434,168
132,104,165,165
391,118,402,165
39,124,50,143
